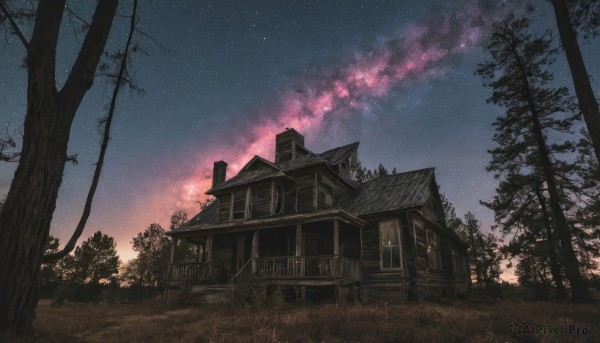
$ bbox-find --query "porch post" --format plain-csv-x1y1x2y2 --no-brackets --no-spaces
333,220,339,278
170,237,178,264
252,230,259,274
196,244,201,262
205,235,213,262
296,223,303,277
333,219,339,256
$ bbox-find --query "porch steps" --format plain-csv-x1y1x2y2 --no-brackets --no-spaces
188,283,232,303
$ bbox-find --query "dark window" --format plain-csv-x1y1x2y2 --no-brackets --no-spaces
296,185,313,212
232,190,246,219
318,182,333,206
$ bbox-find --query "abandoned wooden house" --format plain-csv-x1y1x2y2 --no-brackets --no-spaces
166,128,469,303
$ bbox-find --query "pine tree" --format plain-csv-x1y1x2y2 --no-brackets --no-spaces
477,14,590,301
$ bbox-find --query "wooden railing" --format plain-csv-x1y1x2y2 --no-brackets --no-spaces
254,256,361,281
166,261,212,286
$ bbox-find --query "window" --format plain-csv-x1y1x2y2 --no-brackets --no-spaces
379,220,402,269
232,190,246,219
296,185,313,212
426,229,440,269
251,185,271,218
318,182,333,206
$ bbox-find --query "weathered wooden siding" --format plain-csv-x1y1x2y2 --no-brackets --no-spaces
251,183,272,218
421,181,445,224
412,216,455,299
317,170,352,210
219,195,231,222
360,221,407,302
294,174,315,212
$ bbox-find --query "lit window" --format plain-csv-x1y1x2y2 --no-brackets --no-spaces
426,229,440,269
379,220,402,269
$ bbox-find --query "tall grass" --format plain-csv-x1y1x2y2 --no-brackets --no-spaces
31,299,599,342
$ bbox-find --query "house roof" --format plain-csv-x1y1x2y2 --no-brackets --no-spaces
185,199,220,227
178,167,436,233
336,168,435,215
206,141,359,194
275,142,359,172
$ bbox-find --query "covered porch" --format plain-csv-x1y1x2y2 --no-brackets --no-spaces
166,211,364,289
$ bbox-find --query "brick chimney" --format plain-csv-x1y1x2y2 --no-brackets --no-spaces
275,128,304,163
212,161,227,188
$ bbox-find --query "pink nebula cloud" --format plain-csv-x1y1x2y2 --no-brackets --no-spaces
153,5,490,226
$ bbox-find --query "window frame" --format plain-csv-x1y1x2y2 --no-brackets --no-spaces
231,189,247,220
379,220,403,270
426,228,441,270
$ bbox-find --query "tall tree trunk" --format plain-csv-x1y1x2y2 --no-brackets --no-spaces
0,1,117,336
551,0,600,163
513,49,591,302
534,188,567,299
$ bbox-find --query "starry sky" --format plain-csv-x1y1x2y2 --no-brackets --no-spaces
1,1,599,280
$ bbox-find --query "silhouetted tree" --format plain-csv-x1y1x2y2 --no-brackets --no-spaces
64,231,120,286
0,0,141,335
130,223,170,287
550,0,600,162
478,14,589,301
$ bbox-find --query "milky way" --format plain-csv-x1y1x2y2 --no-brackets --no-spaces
171,5,490,217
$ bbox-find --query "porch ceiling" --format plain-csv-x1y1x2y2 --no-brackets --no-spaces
167,208,366,238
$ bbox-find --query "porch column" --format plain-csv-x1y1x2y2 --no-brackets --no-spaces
205,235,213,262
196,243,202,262
169,237,178,264
333,219,340,256
252,230,259,274
296,223,303,277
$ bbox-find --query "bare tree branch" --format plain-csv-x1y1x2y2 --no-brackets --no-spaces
0,1,29,48
44,0,139,263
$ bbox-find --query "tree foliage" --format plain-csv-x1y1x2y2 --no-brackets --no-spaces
478,14,592,301
61,231,120,286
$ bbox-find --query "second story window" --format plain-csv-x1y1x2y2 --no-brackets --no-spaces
318,182,333,207
232,190,246,219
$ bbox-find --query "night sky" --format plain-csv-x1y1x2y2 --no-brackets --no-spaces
1,1,598,280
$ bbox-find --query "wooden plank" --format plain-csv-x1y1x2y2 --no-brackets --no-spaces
333,220,339,256
270,181,275,215
170,237,178,264
205,235,213,262
245,187,251,219
252,231,259,273
296,224,302,256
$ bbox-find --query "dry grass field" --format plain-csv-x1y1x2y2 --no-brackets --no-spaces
23,299,599,342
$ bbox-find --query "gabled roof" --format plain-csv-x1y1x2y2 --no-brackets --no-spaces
241,155,280,172
318,142,359,165
336,168,435,215
275,142,359,172
207,141,359,194
175,167,438,234
206,168,291,194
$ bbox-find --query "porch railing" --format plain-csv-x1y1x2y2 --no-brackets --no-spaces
166,261,212,286
254,256,361,281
